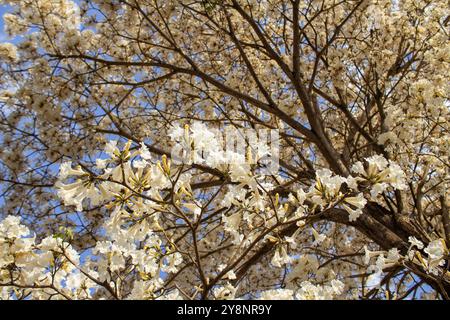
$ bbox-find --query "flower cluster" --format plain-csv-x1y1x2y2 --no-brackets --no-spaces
0,0,448,300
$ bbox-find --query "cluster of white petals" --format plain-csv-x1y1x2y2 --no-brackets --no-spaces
0,0,448,300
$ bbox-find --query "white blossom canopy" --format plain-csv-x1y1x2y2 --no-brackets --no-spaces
0,0,448,300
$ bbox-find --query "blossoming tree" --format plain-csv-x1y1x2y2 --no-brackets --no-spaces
0,0,448,300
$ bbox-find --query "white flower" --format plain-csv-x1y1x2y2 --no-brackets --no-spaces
34,251,53,267
346,176,359,190
184,202,202,220
191,122,219,153
217,264,227,272
375,254,386,270
342,193,367,222
363,245,383,265
229,162,251,182
351,162,365,175
366,270,383,288
0,43,19,62
288,193,297,204
316,169,346,193
0,216,29,238
370,182,388,199
39,236,60,251
386,162,407,190
316,168,333,180
386,248,401,263
408,236,424,250
225,270,236,280
367,154,389,171
96,158,109,169
312,228,326,245
378,132,398,145
222,211,243,245
133,159,148,169
66,271,82,290
109,252,125,272
162,252,183,273
260,288,294,300
342,204,363,222
204,149,225,168
127,280,151,300
330,279,345,295
270,246,292,268
271,245,292,267
344,194,367,209
352,155,407,196
10,237,34,254
139,142,152,160
296,281,322,300
56,179,103,212
168,124,185,141
284,228,301,249
424,239,446,261
150,165,170,189
104,140,119,157
59,161,86,179
296,189,307,205
222,212,241,233
213,283,237,300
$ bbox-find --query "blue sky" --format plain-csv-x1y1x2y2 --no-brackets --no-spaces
0,1,436,300
0,5,7,37
0,4,12,43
